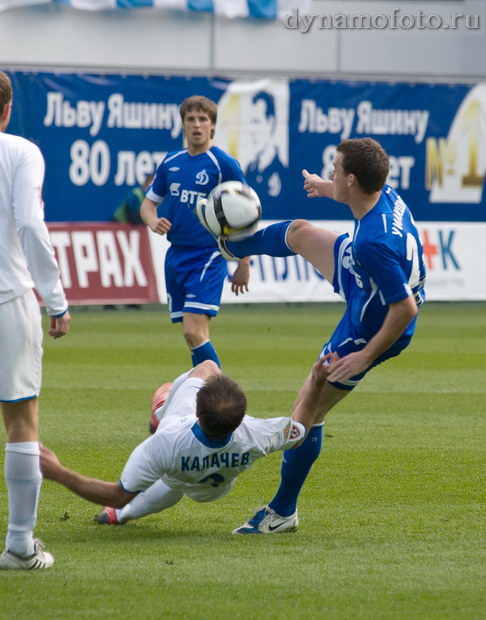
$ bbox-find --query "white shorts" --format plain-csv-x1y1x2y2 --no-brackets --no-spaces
155,376,203,426
0,289,43,402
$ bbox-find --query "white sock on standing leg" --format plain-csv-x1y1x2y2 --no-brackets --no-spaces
4,442,42,557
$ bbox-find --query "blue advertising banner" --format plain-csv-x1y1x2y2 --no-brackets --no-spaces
7,72,486,223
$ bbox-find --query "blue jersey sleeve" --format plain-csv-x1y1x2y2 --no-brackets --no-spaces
360,240,411,304
149,158,168,201
219,154,247,184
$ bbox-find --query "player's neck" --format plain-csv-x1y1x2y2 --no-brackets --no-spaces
196,421,228,443
187,141,212,157
348,190,381,220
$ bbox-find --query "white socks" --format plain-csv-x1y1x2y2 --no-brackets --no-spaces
117,480,183,523
4,442,42,557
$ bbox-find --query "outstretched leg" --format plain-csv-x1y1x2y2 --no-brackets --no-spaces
224,219,339,283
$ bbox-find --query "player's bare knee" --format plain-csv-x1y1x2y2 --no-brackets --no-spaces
190,360,221,381
182,327,202,349
287,219,313,253
198,360,220,376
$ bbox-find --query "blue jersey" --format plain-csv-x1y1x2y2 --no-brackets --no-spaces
146,146,246,248
342,185,426,342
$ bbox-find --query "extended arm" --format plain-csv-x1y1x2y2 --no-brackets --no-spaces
326,295,418,383
40,445,136,508
302,169,334,199
230,256,251,296
140,197,171,236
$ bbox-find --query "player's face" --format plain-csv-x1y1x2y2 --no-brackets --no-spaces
330,152,350,202
183,110,215,152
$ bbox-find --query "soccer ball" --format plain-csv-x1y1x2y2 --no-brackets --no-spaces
199,181,262,240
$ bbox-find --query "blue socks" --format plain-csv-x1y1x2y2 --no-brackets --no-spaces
226,221,295,259
190,340,221,367
269,424,323,517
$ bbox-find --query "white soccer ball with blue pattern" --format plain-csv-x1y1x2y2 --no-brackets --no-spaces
197,181,262,241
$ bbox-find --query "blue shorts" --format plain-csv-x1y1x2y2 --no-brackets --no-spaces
165,245,228,323
320,234,412,391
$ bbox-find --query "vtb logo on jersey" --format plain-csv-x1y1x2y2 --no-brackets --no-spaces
170,183,181,196
195,169,209,185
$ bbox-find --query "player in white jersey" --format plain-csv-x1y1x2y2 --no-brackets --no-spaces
0,72,71,570
39,359,328,531
202,138,425,534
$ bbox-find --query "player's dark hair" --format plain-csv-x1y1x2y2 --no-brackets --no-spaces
0,71,12,114
337,138,389,194
180,95,217,139
196,374,247,438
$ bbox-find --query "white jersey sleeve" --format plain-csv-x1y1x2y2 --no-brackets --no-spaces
0,134,68,316
242,416,306,455
14,141,68,316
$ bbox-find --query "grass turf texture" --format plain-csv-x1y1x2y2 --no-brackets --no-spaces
1,302,485,619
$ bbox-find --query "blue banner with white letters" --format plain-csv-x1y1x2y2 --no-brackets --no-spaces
7,71,486,223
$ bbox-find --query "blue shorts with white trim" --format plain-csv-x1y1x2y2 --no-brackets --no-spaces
165,245,228,323
320,234,412,391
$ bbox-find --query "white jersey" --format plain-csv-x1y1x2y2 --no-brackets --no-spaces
0,132,67,316
120,378,305,500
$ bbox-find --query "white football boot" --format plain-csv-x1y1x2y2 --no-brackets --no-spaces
0,538,54,570
232,506,299,534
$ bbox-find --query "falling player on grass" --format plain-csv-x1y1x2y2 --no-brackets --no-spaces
39,359,329,528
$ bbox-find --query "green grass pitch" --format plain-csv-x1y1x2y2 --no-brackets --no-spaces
1,302,485,619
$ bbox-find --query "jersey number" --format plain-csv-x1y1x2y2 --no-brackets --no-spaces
406,233,420,290
406,233,424,306
198,473,225,488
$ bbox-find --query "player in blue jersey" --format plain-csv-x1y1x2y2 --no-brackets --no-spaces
201,138,426,534
140,96,250,387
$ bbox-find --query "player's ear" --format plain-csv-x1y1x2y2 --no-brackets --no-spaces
0,102,12,129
